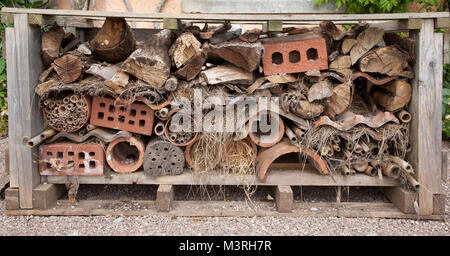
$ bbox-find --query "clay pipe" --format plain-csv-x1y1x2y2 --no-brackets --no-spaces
26,128,56,148
396,110,411,123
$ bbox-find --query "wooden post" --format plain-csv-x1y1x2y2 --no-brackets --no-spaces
32,184,65,210
336,186,342,203
382,187,416,214
275,185,293,213
156,184,174,212
7,14,44,209
5,188,19,210
263,20,283,32
442,150,448,181
409,19,443,215
163,18,180,30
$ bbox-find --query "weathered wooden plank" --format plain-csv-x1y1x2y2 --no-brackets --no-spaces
5,200,445,220
263,20,283,32
435,17,450,29
382,187,416,214
163,18,179,30
5,188,19,210
46,169,400,186
401,19,423,30
1,8,448,21
156,184,174,212
5,27,18,189
10,14,43,209
275,185,293,213
442,151,448,181
32,184,66,210
409,20,443,215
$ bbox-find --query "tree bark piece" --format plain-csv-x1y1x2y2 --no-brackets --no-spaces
122,29,176,88
320,21,346,41
384,32,415,63
169,32,202,68
200,64,254,85
53,54,82,83
85,63,120,80
207,40,262,72
329,55,351,70
104,71,129,94
359,45,412,78
308,80,333,102
90,17,136,63
175,51,207,81
325,83,351,118
350,27,385,65
41,25,65,68
341,38,357,55
290,100,324,119
371,80,412,112
239,28,262,43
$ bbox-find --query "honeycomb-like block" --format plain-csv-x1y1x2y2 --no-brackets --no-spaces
262,38,328,75
39,143,105,176
90,96,154,136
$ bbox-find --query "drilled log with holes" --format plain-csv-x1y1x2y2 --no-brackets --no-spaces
34,17,420,193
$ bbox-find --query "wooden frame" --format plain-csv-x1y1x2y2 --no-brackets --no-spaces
2,8,448,217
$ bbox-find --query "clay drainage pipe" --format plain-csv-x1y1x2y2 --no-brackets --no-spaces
106,136,145,173
249,111,285,148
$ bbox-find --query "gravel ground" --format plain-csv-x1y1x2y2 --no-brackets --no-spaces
0,138,448,236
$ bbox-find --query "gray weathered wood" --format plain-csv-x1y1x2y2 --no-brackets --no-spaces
9,14,43,209
442,151,448,181
156,184,174,212
408,20,443,215
5,188,19,210
275,185,293,213
382,187,416,214
32,184,65,210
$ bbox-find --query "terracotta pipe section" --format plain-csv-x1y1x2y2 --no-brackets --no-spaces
106,136,145,173
249,111,285,148
27,128,56,148
256,141,328,180
164,113,198,147
396,110,411,123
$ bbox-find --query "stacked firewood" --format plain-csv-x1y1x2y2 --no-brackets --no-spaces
34,17,418,188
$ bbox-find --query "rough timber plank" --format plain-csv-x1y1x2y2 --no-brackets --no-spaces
382,187,416,214
46,169,400,187
442,151,448,181
1,8,448,21
409,20,443,215
10,14,43,209
5,27,18,188
156,184,174,212
32,184,65,210
275,185,293,213
5,188,19,210
5,200,444,220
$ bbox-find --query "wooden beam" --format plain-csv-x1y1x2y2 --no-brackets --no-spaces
435,17,450,29
163,18,179,30
263,20,283,32
409,20,443,215
1,8,448,22
9,14,44,209
5,188,19,210
275,185,293,213
32,184,65,210
433,193,445,215
382,187,416,214
400,19,423,30
156,184,174,212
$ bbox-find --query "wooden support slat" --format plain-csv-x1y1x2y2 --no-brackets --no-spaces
163,18,179,30
382,187,416,214
409,20,443,215
9,14,43,209
336,186,342,203
275,185,293,213
435,17,450,29
432,193,445,215
263,20,283,32
156,184,174,212
401,19,423,30
32,184,65,210
5,188,19,210
442,150,448,181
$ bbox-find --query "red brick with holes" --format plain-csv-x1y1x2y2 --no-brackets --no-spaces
89,96,155,135
39,143,105,176
262,38,328,75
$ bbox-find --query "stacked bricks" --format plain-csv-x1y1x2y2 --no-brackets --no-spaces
39,143,105,175
90,96,155,136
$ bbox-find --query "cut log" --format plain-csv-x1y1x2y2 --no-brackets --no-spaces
104,71,129,94
341,38,358,55
325,83,351,118
383,32,415,63
359,45,412,78
266,74,297,84
41,25,65,68
169,32,202,68
122,29,176,88
350,27,385,65
200,64,254,85
164,76,179,91
371,80,412,112
207,40,262,72
199,21,232,40
239,28,262,43
35,78,60,97
307,80,333,102
175,51,207,81
53,54,82,83
320,21,346,41
290,100,324,119
90,17,136,63
329,55,351,70
85,64,120,80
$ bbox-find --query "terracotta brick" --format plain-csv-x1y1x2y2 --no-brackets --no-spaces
39,143,105,176
262,38,328,75
89,96,155,136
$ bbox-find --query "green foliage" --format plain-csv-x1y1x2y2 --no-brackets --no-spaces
313,0,446,14
443,64,450,138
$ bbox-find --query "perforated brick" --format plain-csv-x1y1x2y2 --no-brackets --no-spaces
90,96,155,135
39,143,105,176
262,38,328,75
